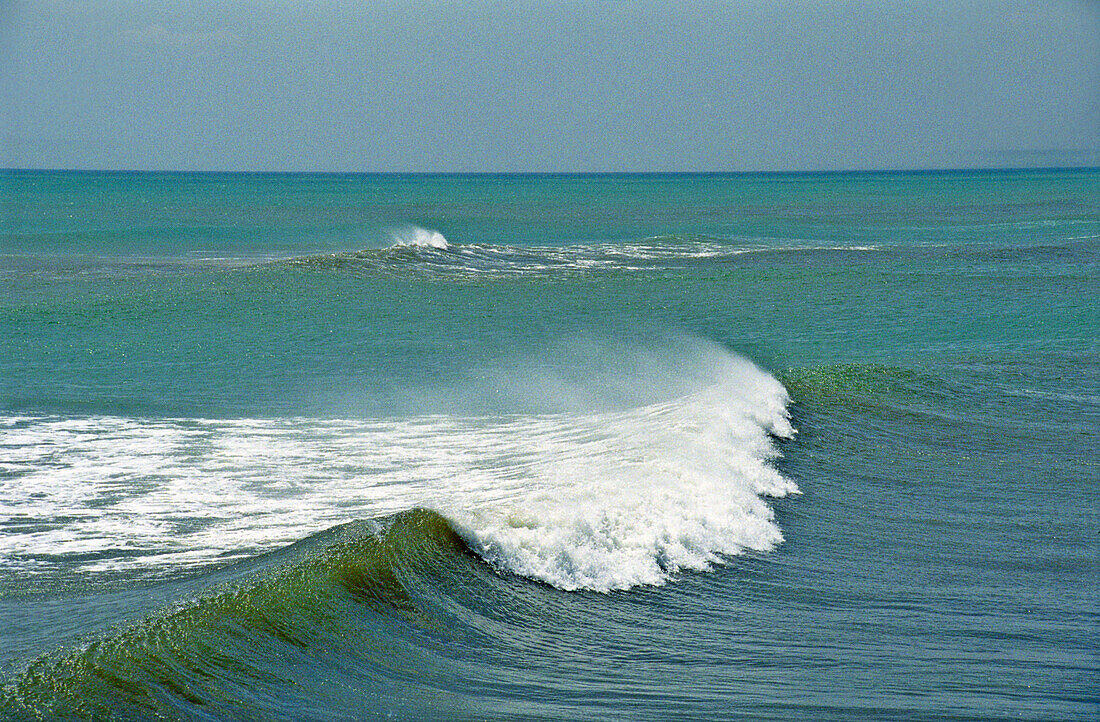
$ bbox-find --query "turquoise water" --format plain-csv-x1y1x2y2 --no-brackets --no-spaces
1,169,1097,720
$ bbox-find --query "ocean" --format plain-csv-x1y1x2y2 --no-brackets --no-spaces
0,169,1096,720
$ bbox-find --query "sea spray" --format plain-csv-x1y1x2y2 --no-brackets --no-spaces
388,226,449,249
448,353,796,591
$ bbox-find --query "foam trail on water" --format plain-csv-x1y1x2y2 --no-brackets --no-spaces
0,342,797,592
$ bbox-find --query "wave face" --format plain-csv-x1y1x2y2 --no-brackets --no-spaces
0,510,496,720
0,340,795,594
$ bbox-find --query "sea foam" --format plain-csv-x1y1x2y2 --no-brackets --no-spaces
0,342,797,592
388,226,448,249
447,352,796,590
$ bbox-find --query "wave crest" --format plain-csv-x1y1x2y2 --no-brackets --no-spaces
449,352,796,591
388,226,448,249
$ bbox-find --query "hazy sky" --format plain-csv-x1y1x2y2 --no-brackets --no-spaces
2,0,1098,172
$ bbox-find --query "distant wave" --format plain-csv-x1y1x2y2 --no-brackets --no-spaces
284,236,883,278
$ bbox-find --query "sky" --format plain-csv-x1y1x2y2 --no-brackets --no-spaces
1,0,1098,173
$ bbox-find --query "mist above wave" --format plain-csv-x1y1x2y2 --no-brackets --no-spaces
387,226,449,249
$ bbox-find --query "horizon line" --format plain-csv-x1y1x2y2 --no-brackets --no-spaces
2,165,1099,178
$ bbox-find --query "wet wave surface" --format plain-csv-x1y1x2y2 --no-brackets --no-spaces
1,510,522,720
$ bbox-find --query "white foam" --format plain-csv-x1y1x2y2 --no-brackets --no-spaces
0,346,797,591
388,226,448,249
451,352,797,590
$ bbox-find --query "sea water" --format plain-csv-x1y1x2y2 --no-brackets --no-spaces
0,169,1097,719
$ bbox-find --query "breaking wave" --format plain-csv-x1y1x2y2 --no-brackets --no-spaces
1,341,796,593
